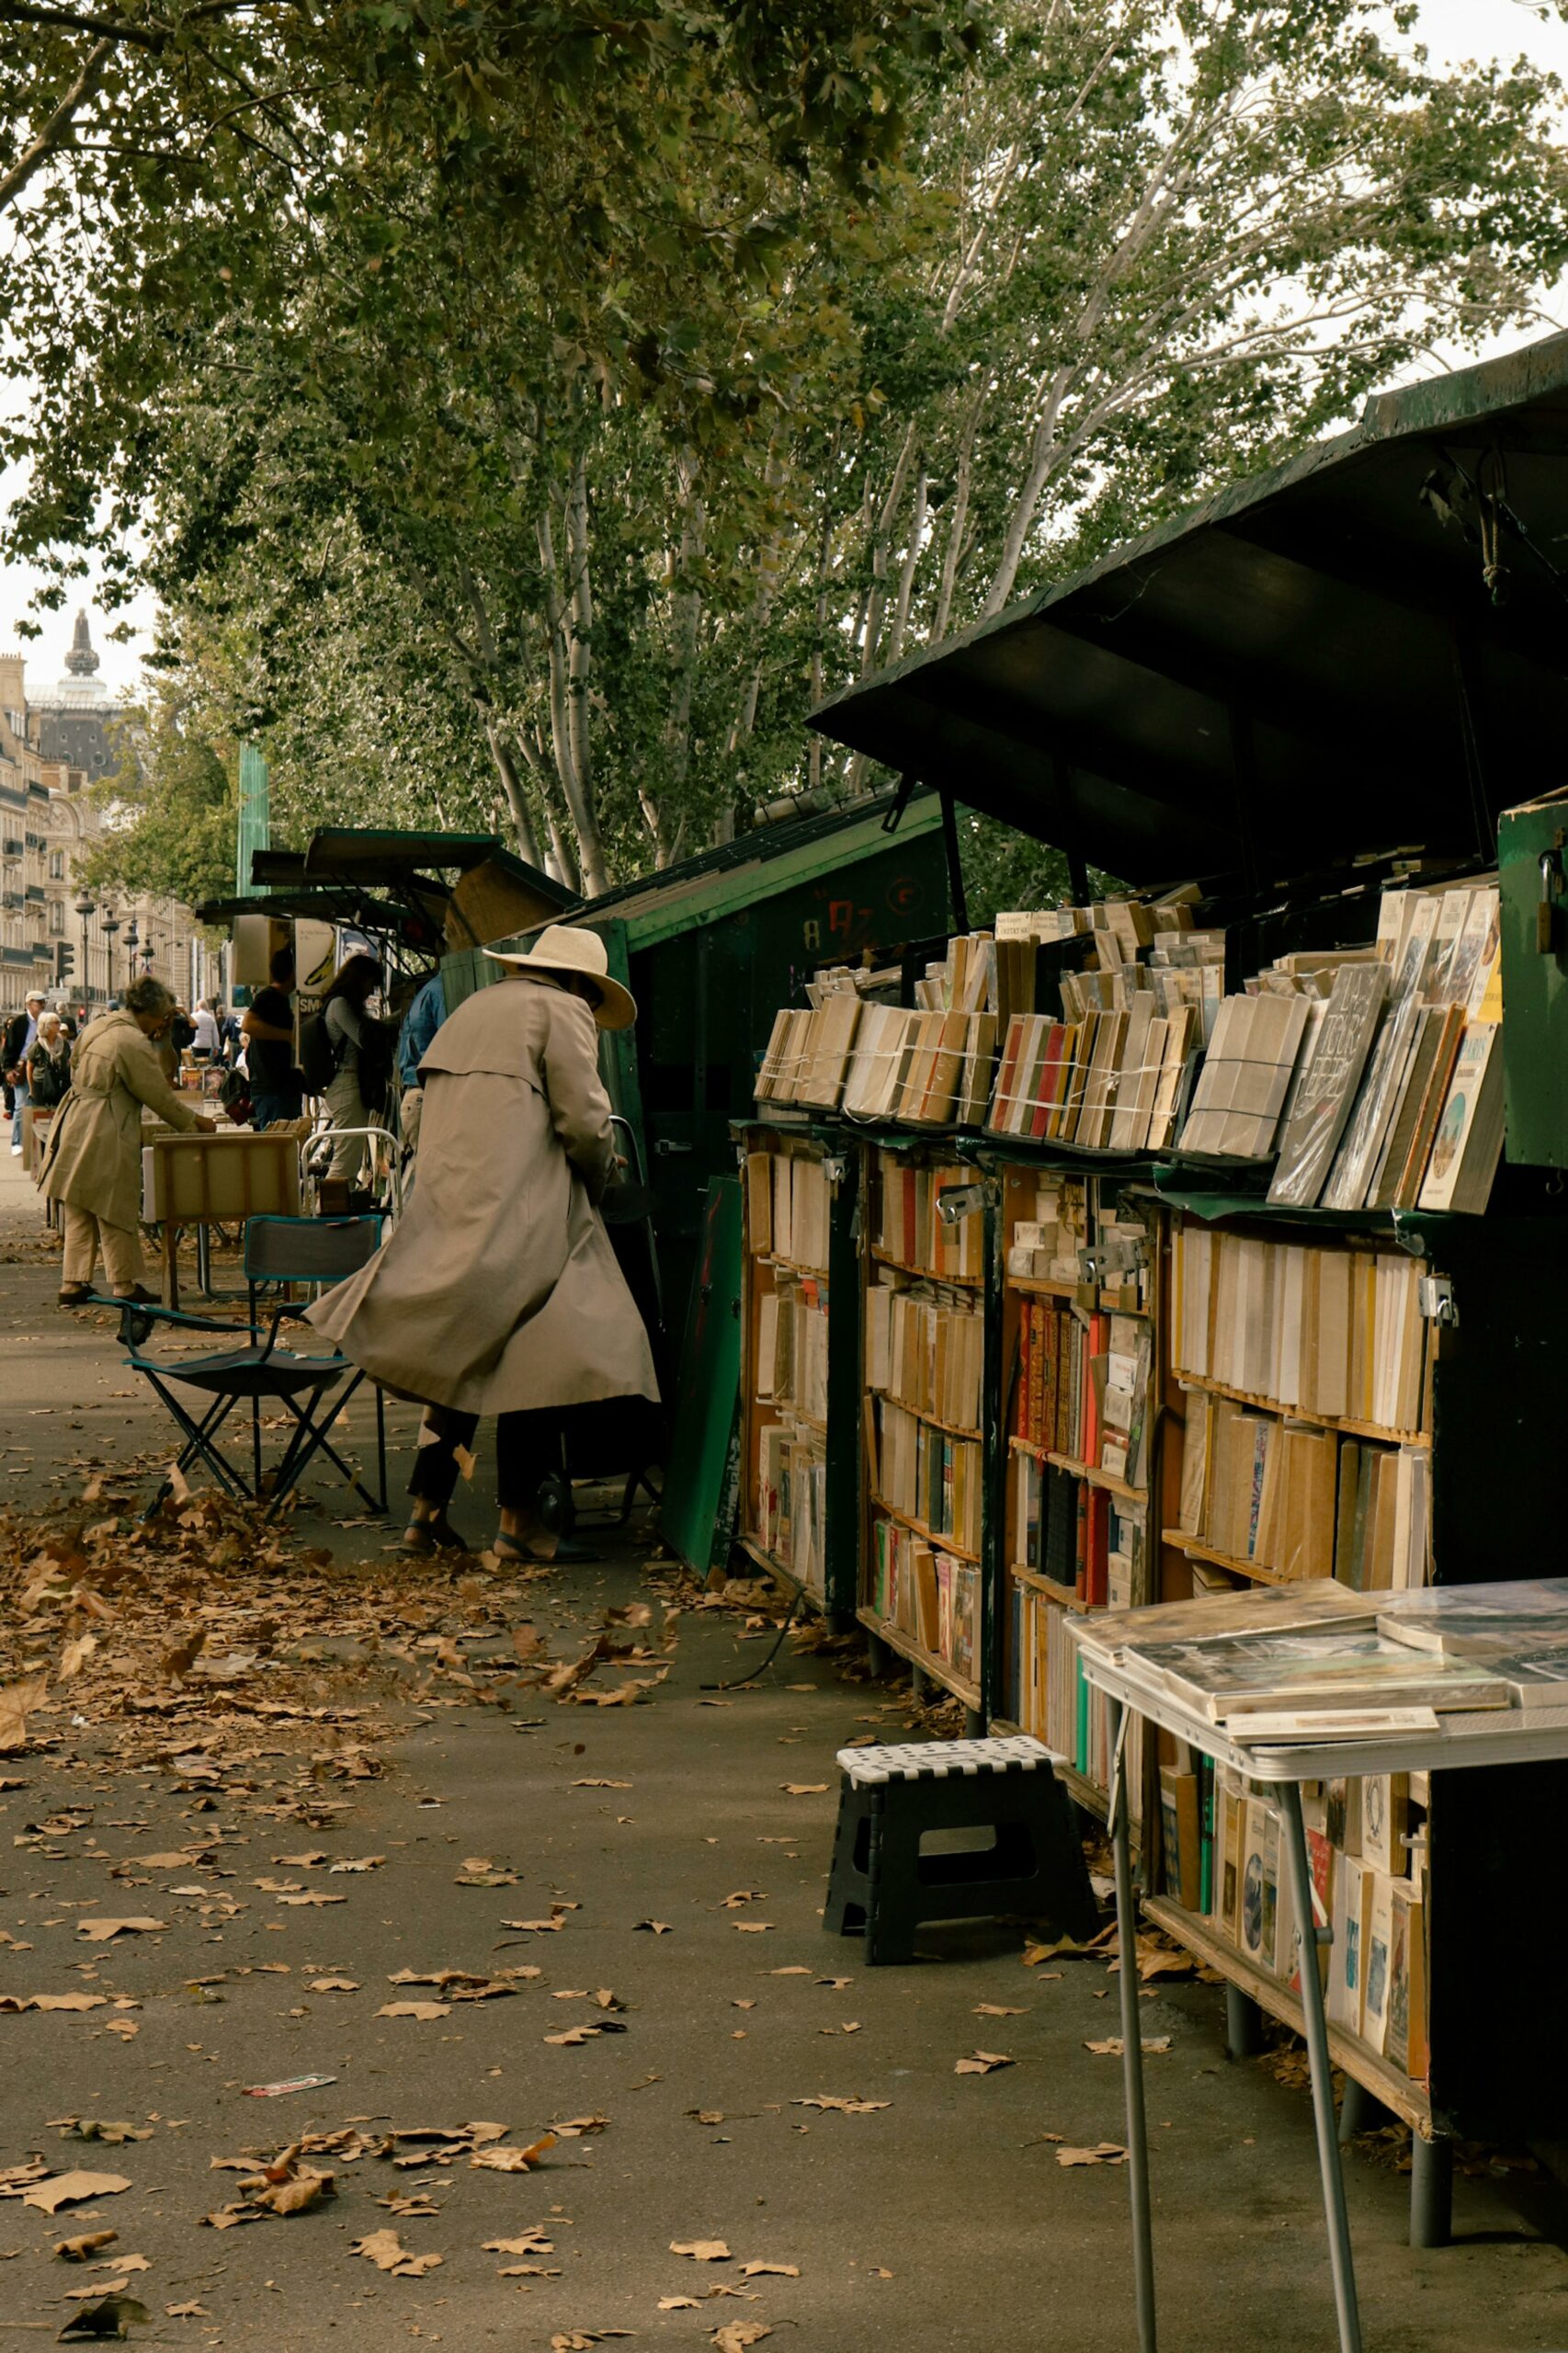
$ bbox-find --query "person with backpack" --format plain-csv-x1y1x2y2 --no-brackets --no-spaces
308,951,389,1184
241,947,303,1130
25,1011,72,1113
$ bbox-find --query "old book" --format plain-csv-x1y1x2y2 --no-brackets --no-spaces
755,1007,794,1102
987,1013,1030,1135
1321,993,1421,1212
1377,1575,1568,1654
957,1013,998,1126
744,1152,773,1257
1444,886,1497,1015
1387,1005,1464,1208
1229,1704,1441,1747
1158,1766,1202,1912
1390,892,1440,1003
1423,886,1473,1005
797,992,862,1110
1177,1391,1211,1535
1386,1881,1427,2079
1070,1576,1377,1665
1359,1771,1408,1876
1270,963,1389,1206
1108,993,1156,1151
1363,1872,1396,2054
1417,1020,1505,1214
1365,1006,1444,1211
1327,1854,1369,2036
1146,1006,1190,1150
1130,1630,1510,1724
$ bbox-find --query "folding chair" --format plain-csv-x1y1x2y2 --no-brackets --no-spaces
108,1213,388,1520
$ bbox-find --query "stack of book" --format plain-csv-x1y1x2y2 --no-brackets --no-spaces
867,1519,982,1688
985,1004,1194,1150
1015,1299,1152,1484
867,1276,984,1433
754,1417,828,1600
1176,1395,1430,1589
1014,1450,1142,1606
1172,1223,1427,1438
756,1268,828,1426
873,1151,984,1279
872,1397,983,1557
745,1147,831,1273
837,1004,997,1127
1009,1585,1144,1806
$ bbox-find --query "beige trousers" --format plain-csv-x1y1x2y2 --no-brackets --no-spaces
62,1203,143,1293
324,1066,371,1183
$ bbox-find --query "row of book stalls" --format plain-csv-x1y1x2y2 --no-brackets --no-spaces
714,330,1568,2229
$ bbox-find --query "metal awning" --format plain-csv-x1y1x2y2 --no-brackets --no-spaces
195,888,424,936
296,829,578,913
810,330,1568,890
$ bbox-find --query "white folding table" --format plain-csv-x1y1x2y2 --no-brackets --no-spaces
1077,1644,1568,2353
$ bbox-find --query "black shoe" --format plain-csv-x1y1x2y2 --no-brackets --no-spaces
401,1514,470,1554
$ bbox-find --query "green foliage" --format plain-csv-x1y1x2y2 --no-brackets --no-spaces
4,0,1566,904
79,675,240,915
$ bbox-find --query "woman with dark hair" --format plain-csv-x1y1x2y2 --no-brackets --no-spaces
320,951,389,1184
40,975,215,1306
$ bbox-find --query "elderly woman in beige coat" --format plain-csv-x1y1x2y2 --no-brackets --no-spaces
308,925,658,1561
41,975,214,1306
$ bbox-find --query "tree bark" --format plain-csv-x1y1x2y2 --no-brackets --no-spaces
0,33,112,217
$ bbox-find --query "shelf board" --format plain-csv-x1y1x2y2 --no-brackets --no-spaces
1008,1434,1149,1504
1159,1529,1307,1589
1006,1271,1152,1317
868,1493,981,1566
871,1390,983,1443
737,1536,823,1612
1010,1564,1092,1612
1006,1273,1080,1300
1056,1758,1111,1821
1173,1370,1429,1450
869,1245,983,1291
756,1251,831,1282
1142,1895,1431,2136
857,1605,982,1712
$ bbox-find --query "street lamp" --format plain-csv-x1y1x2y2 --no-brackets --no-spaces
125,917,139,989
74,892,94,1004
99,903,119,1003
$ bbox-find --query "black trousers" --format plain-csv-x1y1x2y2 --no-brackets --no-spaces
407,1403,570,1512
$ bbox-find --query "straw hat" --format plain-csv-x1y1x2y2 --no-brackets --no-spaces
484,924,636,1031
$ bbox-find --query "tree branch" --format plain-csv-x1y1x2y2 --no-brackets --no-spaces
0,33,113,216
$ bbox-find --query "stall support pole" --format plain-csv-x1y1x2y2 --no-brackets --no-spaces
1108,1698,1157,2353
1278,1780,1363,2353
1410,2134,1453,2250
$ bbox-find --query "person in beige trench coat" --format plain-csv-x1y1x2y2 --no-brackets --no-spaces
307,926,659,1561
40,976,214,1306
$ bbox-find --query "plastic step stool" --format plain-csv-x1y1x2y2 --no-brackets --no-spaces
823,1735,1098,1965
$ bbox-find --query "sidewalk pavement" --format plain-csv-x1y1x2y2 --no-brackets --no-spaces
1,1158,1565,2351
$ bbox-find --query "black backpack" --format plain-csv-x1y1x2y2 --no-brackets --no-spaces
299,1011,339,1097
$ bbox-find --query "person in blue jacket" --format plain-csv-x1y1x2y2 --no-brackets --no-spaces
396,968,447,1154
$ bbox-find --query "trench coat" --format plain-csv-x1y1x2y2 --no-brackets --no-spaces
40,1009,200,1230
307,975,659,1416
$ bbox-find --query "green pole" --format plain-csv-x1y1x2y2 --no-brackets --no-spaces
236,743,269,894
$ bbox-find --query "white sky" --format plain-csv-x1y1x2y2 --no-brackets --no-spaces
3,0,1567,699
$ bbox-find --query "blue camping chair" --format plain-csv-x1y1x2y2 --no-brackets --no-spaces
107,1215,388,1520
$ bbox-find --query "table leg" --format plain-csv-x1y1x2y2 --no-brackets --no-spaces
1278,1781,1363,2353
1108,1697,1157,2353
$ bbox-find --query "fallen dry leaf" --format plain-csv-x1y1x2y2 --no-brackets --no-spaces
484,2234,556,2256
955,2051,1015,2075
0,1676,48,1755
974,2003,1026,2018
571,1779,631,1790
672,2238,732,2261
350,2228,444,2277
58,2293,150,2338
742,2260,799,2277
60,1634,97,1680
780,1784,827,1796
307,1977,358,1995
659,2296,701,2310
790,2097,889,2115
76,1918,165,1943
1056,2143,1130,2168
55,2232,118,2261
276,1893,347,1907
632,1920,670,1935
165,2304,210,2318
471,2136,556,2173
20,2171,132,2212
28,1994,108,2013
713,2325,772,2351
1084,2036,1172,2057
376,2002,450,2021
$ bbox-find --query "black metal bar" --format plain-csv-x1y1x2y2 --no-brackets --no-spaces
1409,2134,1453,2250
1225,1984,1267,2059
881,772,917,834
1449,627,1499,861
938,790,970,934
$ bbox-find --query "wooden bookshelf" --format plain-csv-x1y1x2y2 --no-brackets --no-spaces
1011,1563,1091,1612
1173,1369,1429,1451
885,1399,983,1444
857,1605,982,1713
1008,1432,1147,1503
1159,1529,1312,1589
757,1250,830,1282
868,1492,981,1566
870,1245,983,1290
1143,1896,1429,2134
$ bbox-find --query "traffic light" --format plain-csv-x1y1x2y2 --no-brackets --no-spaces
55,942,74,981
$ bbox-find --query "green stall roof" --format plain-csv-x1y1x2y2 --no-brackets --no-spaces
574,784,944,952
810,330,1568,891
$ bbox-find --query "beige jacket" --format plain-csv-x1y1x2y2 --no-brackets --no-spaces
307,975,659,1415
40,1009,200,1230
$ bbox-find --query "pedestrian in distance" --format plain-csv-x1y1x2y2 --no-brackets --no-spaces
190,998,221,1062
241,948,304,1130
4,988,46,1154
311,950,392,1187
308,924,658,1562
40,974,215,1306
25,1010,72,1114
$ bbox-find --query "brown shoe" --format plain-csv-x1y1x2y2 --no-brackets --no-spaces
401,1515,469,1555
58,1284,93,1307
110,1284,159,1305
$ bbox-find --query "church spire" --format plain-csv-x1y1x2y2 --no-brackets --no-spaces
64,608,99,679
